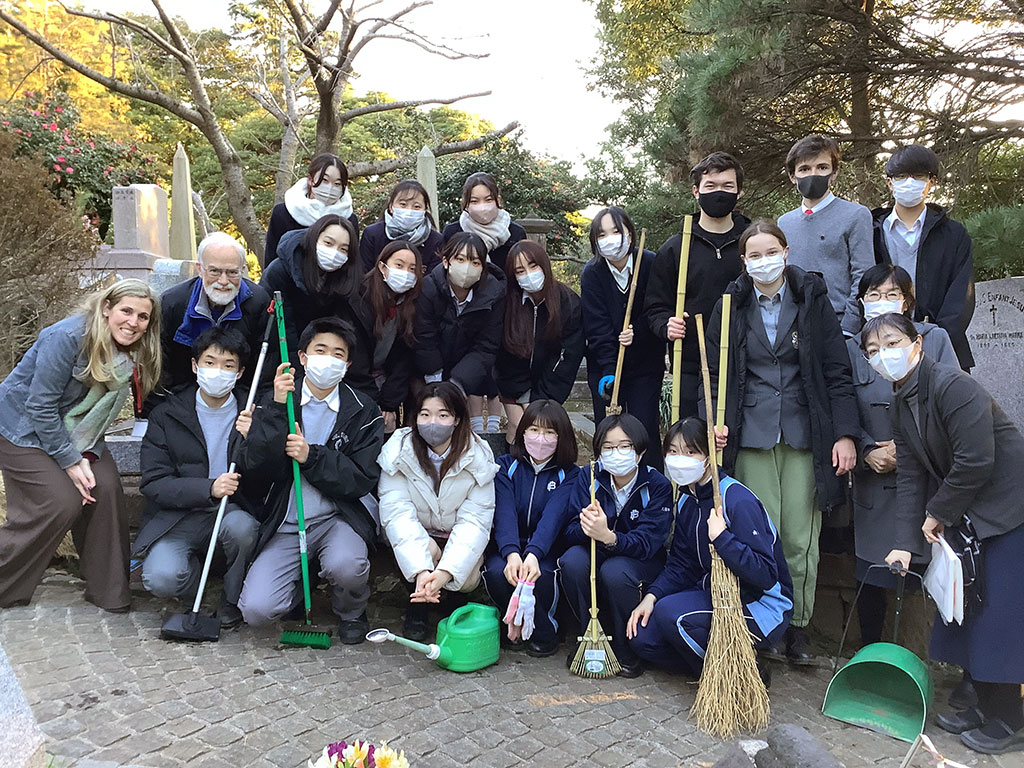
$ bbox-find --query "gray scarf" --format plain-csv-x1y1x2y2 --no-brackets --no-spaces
64,352,134,454
459,208,512,253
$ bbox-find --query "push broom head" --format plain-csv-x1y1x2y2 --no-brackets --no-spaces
280,625,332,650
570,620,621,679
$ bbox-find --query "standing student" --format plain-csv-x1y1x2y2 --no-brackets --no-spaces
778,134,874,337
627,418,791,683
496,241,585,443
360,180,444,275
440,171,526,273
863,314,1024,756
260,214,373,393
135,327,259,628
483,400,580,657
0,279,161,611
705,219,859,664
414,233,506,432
872,144,975,371
645,152,749,419
355,241,423,433
557,413,673,678
378,382,498,641
237,318,384,643
581,206,665,471
846,264,957,646
265,154,360,266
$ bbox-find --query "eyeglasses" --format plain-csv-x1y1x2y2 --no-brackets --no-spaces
600,442,634,452
862,336,912,360
203,266,241,279
863,289,904,302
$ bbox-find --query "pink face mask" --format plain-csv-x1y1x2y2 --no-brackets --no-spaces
524,433,558,463
467,202,499,224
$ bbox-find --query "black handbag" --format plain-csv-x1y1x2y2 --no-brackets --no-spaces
944,514,983,618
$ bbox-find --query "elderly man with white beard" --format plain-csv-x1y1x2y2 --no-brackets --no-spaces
149,232,272,410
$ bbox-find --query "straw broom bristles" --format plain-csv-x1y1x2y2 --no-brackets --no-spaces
607,229,646,416
691,312,770,738
570,461,621,679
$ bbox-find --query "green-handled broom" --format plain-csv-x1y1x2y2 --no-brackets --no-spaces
569,461,621,678
273,291,332,650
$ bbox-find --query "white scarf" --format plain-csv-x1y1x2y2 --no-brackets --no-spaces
384,209,432,246
284,178,354,226
459,208,512,253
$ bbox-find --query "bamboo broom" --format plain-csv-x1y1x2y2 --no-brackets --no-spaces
691,313,770,738
608,228,647,416
714,294,731,465
670,216,693,424
570,461,621,678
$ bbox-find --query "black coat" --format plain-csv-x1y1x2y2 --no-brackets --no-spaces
238,380,385,553
259,230,374,394
359,221,444,274
155,276,272,403
580,248,664,382
352,283,418,412
414,262,507,395
440,220,527,273
135,385,261,557
705,267,860,511
264,202,360,267
645,213,749,374
495,283,585,403
892,355,1024,555
872,204,975,371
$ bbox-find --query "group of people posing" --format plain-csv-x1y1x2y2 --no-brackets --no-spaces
1,135,1022,756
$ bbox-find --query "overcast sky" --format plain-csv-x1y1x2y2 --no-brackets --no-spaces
92,0,621,166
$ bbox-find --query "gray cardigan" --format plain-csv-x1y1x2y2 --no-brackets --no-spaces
0,315,96,469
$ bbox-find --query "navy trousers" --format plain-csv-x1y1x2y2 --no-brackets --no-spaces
557,543,664,665
482,552,560,645
589,369,665,472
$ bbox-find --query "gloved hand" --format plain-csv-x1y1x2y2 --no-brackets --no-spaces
598,375,615,399
514,581,536,641
504,581,523,640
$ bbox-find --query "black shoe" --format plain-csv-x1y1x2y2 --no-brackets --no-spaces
961,719,1024,755
949,677,979,710
566,642,580,670
282,601,305,622
500,634,525,651
757,657,772,689
616,659,644,678
785,626,815,666
218,600,243,629
404,604,430,643
338,612,370,645
761,639,787,664
937,706,986,735
526,638,560,658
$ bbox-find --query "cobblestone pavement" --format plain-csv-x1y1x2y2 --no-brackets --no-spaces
0,570,1016,768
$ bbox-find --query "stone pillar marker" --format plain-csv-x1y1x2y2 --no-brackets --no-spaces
170,142,197,261
416,146,439,227
516,215,555,248
85,184,170,282
0,644,46,768
966,276,1024,428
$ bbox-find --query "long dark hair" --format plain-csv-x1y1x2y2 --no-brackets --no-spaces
409,381,472,490
460,171,503,210
306,153,348,195
503,240,563,358
301,215,361,299
439,232,489,289
363,240,422,345
509,399,578,468
587,206,636,257
384,179,437,229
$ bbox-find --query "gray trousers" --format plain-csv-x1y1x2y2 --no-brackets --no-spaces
238,516,370,625
140,507,259,606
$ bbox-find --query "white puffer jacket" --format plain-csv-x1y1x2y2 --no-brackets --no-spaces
378,428,497,591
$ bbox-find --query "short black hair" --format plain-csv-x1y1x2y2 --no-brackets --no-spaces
860,313,920,354
510,399,578,468
785,135,841,175
588,206,637,257
298,316,357,356
857,264,916,317
885,145,940,178
593,413,649,458
690,151,744,191
662,417,709,456
191,326,249,365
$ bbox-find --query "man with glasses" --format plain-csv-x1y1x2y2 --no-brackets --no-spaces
154,232,271,407
872,145,975,371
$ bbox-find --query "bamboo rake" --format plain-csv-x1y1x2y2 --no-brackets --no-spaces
691,313,770,738
608,228,647,415
715,294,731,465
670,216,693,424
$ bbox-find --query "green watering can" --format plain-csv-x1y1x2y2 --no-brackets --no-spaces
366,602,500,673
822,568,934,743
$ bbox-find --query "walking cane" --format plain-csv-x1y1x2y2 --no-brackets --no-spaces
607,229,646,416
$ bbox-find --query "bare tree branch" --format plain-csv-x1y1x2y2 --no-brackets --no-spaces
358,33,487,60
337,91,490,123
58,3,189,66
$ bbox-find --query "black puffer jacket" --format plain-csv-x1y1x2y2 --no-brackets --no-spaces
352,283,418,412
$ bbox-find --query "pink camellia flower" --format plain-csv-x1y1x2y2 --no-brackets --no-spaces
56,155,66,163
53,164,61,170
1,121,8,126
25,131,31,136
55,107,63,113
13,128,21,134
31,109,39,116
65,167,74,174
73,147,81,153
88,141,95,149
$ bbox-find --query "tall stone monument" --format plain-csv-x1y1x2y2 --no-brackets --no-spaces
966,277,1024,428
84,184,170,281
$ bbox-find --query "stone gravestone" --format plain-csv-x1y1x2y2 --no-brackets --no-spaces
966,277,1024,428
84,184,169,282
0,643,46,768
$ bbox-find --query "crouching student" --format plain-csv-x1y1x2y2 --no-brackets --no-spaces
135,328,260,628
237,318,384,643
483,400,580,657
378,382,498,642
627,418,792,683
558,413,673,678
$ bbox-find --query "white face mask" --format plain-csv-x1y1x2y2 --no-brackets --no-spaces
383,266,417,294
862,298,904,321
517,270,545,293
304,355,347,389
868,344,919,383
312,183,344,205
316,244,348,272
597,234,630,261
664,454,708,487
745,252,786,285
600,447,639,477
891,177,928,207
448,261,482,290
196,367,238,398
389,207,425,231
